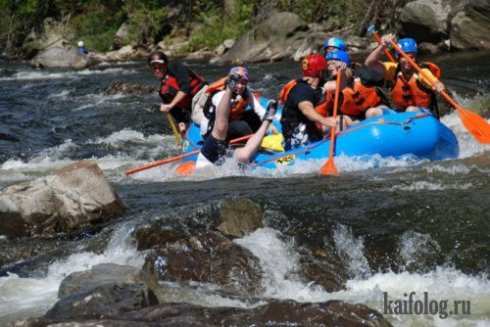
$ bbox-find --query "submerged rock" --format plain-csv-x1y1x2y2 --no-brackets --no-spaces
141,230,264,298
46,282,154,321
0,161,125,238
16,300,392,326
216,198,264,238
104,81,157,95
58,263,142,298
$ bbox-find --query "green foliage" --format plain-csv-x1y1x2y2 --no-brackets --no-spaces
123,1,167,45
188,1,254,51
0,0,371,55
70,3,124,52
277,0,367,28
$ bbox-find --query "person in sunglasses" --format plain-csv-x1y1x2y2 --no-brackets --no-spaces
364,36,445,118
148,51,206,133
196,66,277,168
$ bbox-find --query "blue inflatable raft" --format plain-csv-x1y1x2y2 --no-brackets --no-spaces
182,98,459,170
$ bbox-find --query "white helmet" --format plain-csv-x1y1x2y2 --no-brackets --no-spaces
77,41,84,47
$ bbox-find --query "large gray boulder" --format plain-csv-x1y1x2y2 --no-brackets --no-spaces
0,161,125,238
22,17,75,58
450,0,490,50
30,46,92,69
216,12,308,63
399,0,451,42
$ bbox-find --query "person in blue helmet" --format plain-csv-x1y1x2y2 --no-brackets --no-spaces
318,49,389,124
364,35,445,117
322,37,347,56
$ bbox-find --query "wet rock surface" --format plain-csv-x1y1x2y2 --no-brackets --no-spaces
58,263,142,298
141,230,265,297
0,161,125,238
45,282,154,321
16,300,392,327
104,81,157,96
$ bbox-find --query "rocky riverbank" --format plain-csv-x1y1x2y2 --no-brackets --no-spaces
6,0,489,69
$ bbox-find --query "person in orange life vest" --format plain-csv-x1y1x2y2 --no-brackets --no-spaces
200,67,268,141
320,50,389,122
280,54,337,151
148,51,206,133
196,67,277,168
364,35,445,117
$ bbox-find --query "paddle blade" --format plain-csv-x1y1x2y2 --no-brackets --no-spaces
320,157,338,176
457,107,490,144
175,161,196,176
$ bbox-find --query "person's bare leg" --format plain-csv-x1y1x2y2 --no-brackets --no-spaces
234,119,271,163
211,88,232,140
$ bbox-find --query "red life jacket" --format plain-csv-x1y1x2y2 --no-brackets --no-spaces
390,61,440,110
159,71,205,109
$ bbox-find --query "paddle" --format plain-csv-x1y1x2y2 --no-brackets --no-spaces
367,25,396,63
320,71,342,176
166,112,183,146
387,39,490,144
125,134,253,176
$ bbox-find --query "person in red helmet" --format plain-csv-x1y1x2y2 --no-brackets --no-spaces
279,54,336,150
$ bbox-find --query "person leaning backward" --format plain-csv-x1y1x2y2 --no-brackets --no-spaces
148,51,207,133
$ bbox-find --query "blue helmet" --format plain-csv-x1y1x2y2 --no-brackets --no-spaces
323,37,347,51
397,38,417,55
325,50,351,66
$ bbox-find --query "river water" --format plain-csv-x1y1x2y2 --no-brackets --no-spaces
0,52,489,326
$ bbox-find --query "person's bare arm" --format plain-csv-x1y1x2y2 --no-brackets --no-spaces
160,91,188,112
298,101,336,128
365,34,394,76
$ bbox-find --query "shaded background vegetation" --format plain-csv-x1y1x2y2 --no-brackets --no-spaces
0,0,380,55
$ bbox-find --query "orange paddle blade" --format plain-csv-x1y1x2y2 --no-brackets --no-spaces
320,157,339,176
457,107,490,143
175,161,196,176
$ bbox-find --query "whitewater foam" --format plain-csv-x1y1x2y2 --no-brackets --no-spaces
390,181,473,191
0,224,143,323
0,68,137,82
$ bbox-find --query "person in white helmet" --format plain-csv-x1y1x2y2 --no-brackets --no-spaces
77,41,88,55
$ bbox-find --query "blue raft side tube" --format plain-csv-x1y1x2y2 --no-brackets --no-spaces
183,98,459,170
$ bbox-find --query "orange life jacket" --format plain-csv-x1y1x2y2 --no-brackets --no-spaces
390,61,440,110
159,72,205,109
341,79,382,117
278,80,298,104
316,79,382,119
391,74,432,109
204,76,249,121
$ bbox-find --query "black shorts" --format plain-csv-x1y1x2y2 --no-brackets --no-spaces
169,107,190,125
200,134,228,165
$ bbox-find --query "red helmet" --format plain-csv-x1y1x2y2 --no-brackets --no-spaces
302,54,327,78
